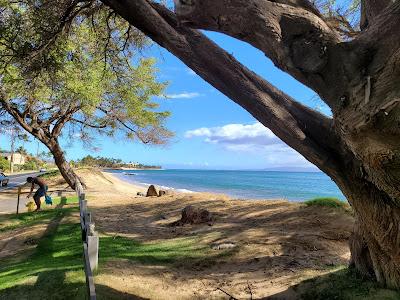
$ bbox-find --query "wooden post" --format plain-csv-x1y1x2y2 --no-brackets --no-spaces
16,186,21,215
88,234,99,272
83,243,97,300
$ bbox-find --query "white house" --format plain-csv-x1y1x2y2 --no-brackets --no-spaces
1,153,26,165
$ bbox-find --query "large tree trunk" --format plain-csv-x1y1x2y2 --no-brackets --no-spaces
47,139,79,190
339,173,400,288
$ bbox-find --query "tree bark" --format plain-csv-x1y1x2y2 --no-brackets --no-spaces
341,174,400,289
48,139,79,190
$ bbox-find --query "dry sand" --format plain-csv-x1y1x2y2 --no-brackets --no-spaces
0,168,354,299
77,169,354,299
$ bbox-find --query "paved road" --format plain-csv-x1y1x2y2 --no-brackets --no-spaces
0,172,42,191
0,172,42,214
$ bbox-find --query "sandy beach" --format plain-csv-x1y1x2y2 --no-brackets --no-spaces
0,168,355,299
74,169,353,299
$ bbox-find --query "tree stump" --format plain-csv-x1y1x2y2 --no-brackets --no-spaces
171,205,214,226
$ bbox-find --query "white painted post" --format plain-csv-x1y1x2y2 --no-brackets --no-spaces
87,234,99,272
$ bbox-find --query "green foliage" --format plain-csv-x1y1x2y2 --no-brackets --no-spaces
21,160,37,170
0,1,172,147
304,197,348,209
77,155,123,168
76,155,161,169
0,156,9,171
38,169,60,178
51,195,79,206
16,146,28,155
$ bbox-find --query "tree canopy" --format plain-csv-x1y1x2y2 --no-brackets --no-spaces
0,0,172,146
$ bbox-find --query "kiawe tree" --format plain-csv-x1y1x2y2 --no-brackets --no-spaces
0,1,172,189
99,0,400,288
1,0,399,289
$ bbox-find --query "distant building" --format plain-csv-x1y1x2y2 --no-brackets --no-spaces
1,153,26,165
126,162,139,167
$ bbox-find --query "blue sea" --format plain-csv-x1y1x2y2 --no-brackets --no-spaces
108,169,345,202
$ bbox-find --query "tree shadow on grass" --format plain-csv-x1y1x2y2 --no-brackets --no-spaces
263,268,400,300
0,214,148,300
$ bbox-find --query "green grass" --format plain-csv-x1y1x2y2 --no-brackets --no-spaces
0,196,79,233
51,195,79,206
0,207,88,299
100,235,216,265
294,267,400,300
0,207,79,233
0,206,224,299
304,197,348,209
38,169,61,179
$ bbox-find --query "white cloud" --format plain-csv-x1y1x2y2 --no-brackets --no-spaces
165,92,202,99
185,122,316,169
185,122,280,146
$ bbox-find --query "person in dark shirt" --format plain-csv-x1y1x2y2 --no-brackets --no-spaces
27,177,48,211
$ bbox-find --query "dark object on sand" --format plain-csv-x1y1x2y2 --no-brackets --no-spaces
137,192,145,196
146,185,159,197
171,205,214,226
158,190,166,197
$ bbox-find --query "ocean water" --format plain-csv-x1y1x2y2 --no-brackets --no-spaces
108,169,346,202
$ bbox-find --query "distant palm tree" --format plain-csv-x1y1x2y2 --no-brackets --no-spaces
16,146,28,155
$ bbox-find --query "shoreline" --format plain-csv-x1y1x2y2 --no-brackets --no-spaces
104,169,346,202
104,170,198,195
103,170,296,202
103,167,163,171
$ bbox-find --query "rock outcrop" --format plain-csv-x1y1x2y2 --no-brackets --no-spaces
146,185,159,197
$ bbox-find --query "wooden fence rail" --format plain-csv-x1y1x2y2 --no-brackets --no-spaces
75,181,98,300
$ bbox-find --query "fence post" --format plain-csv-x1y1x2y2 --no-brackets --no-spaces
75,181,97,299
16,187,21,215
87,233,99,272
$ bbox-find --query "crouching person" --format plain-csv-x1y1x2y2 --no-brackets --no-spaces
27,176,48,211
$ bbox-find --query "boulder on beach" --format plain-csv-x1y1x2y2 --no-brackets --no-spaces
158,190,166,197
146,185,159,197
137,192,145,197
171,205,214,226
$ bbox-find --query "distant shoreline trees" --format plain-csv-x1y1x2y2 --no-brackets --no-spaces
73,155,161,169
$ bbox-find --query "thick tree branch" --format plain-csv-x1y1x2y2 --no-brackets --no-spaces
172,0,354,109
51,105,80,137
360,0,393,30
337,1,400,135
100,0,347,176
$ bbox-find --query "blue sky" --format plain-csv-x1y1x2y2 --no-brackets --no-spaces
0,31,331,171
